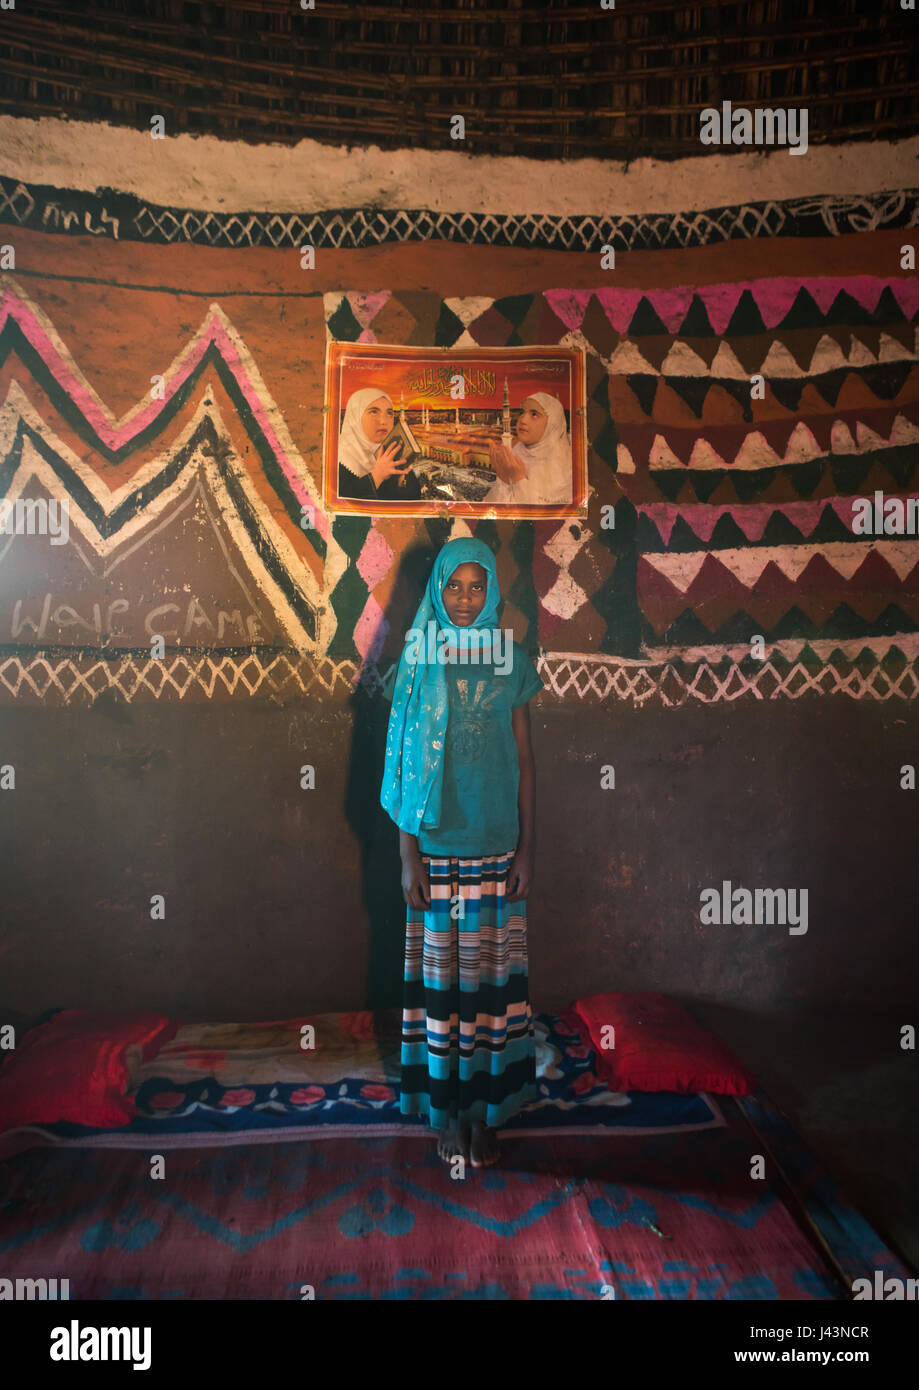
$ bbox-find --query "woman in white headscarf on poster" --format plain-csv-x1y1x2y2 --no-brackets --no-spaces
483,392,573,506
337,387,421,502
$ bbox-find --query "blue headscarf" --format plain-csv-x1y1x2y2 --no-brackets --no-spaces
380,537,501,836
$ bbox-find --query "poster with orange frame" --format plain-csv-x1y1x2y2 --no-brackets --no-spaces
323,342,588,518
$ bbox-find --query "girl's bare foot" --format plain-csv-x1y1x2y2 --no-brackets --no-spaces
469,1121,499,1168
437,1124,470,1164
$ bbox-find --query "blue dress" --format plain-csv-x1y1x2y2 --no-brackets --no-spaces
399,642,543,1130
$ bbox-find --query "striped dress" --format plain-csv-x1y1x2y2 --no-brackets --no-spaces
399,850,538,1130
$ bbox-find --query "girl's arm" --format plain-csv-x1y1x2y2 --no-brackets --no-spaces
507,702,535,901
399,829,430,908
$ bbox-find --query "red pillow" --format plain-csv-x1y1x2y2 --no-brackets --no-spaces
559,992,755,1095
0,1010,178,1132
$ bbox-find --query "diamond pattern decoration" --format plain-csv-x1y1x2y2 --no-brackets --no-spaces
314,258,919,681
2,648,917,707
3,175,913,251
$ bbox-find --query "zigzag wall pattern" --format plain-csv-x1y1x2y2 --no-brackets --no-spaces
1,177,916,249
1,183,917,703
4,644,919,709
323,277,919,673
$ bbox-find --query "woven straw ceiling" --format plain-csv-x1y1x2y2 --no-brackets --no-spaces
0,0,916,160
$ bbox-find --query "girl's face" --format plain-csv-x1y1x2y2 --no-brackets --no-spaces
360,397,394,443
442,562,488,626
516,398,548,444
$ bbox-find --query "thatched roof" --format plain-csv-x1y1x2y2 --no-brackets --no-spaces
1,0,915,160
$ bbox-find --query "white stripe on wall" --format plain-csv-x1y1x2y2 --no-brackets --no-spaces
1,115,916,217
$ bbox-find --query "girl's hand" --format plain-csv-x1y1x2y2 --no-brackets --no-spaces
372,441,411,488
505,848,533,902
489,440,526,484
401,852,431,910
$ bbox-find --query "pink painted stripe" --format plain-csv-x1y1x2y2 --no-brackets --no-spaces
639,496,919,546
0,288,330,541
353,594,388,663
346,290,391,326
640,501,811,545
209,319,330,540
546,277,919,336
1,286,208,442
830,494,919,533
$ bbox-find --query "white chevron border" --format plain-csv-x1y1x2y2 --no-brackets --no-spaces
2,646,917,707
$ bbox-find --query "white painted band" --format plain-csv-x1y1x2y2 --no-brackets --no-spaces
1,116,916,217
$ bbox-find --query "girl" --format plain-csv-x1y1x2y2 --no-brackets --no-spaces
380,537,543,1168
484,392,572,506
337,387,421,501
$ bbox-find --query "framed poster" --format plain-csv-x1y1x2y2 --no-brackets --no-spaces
323,342,587,518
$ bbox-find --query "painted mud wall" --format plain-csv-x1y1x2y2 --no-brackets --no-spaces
1,128,917,1028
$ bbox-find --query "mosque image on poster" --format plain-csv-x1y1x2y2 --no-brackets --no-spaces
324,343,588,518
